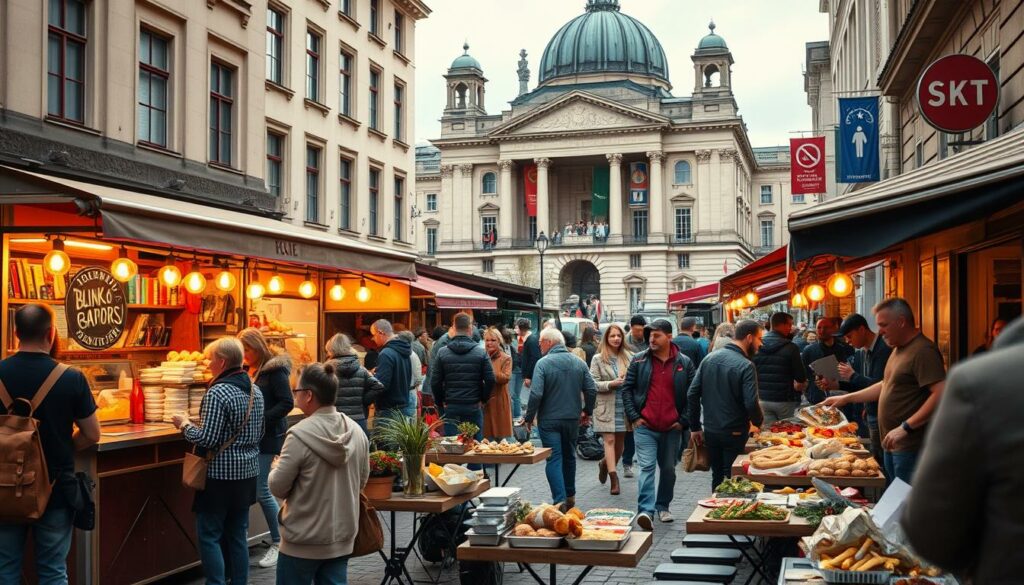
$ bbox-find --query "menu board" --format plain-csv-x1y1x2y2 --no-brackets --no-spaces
65,267,128,350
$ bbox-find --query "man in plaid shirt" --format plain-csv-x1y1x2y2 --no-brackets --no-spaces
174,337,265,585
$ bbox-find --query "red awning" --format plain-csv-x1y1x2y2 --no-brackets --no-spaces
720,246,788,295
411,276,498,310
668,282,720,306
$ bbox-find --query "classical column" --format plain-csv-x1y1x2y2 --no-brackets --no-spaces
647,151,665,241
498,160,514,247
606,153,623,244
459,163,474,248
535,158,551,239
439,165,455,244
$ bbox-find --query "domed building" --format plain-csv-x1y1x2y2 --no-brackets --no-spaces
416,1,809,319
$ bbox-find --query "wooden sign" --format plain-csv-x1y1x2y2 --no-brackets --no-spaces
66,267,127,350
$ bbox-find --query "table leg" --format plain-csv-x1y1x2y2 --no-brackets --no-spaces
517,563,592,585
521,563,548,585
568,565,594,585
493,464,501,487
379,510,432,585
500,464,523,488
730,534,772,585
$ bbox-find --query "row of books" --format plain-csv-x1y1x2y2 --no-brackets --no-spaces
119,313,173,348
8,259,65,300
124,275,183,306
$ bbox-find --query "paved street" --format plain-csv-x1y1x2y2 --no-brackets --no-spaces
162,455,755,585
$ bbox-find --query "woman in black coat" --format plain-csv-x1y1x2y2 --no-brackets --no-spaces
238,327,293,568
325,333,384,433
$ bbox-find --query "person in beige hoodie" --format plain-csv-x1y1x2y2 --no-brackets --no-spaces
269,362,369,585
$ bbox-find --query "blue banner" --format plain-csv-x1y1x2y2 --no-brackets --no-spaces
838,97,880,183
628,162,649,207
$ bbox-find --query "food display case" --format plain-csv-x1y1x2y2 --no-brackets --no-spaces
77,359,135,425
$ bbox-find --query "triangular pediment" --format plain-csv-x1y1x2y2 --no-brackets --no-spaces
490,91,669,139
478,202,500,212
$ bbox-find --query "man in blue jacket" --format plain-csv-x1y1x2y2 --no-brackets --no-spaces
371,319,412,419
431,313,495,441
622,319,695,530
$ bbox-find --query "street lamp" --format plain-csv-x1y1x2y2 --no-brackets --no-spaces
535,232,549,316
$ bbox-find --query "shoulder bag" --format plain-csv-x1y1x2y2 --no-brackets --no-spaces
351,491,384,556
182,382,256,491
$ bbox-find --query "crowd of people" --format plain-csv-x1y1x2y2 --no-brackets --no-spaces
550,220,610,244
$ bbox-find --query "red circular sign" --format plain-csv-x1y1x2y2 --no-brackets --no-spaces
916,54,998,133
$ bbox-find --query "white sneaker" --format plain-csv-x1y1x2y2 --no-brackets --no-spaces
636,512,653,531
658,510,674,523
623,464,634,478
258,543,279,568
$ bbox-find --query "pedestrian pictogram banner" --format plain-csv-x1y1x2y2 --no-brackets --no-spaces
917,54,999,133
524,163,538,217
628,162,649,207
790,137,826,195
838,97,880,183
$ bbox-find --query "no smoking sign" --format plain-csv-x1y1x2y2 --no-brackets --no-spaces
791,137,826,195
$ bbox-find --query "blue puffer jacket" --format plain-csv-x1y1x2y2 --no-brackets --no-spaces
431,336,495,408
373,337,412,412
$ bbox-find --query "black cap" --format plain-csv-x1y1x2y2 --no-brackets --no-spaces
838,313,869,336
646,319,673,336
629,315,647,327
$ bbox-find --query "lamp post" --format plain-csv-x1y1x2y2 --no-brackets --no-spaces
535,232,549,319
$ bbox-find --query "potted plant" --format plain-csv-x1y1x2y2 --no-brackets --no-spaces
374,412,444,498
457,421,480,450
365,450,401,501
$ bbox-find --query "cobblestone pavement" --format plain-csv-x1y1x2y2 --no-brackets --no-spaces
163,455,758,585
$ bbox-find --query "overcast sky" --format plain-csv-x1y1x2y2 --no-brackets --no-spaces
413,0,828,148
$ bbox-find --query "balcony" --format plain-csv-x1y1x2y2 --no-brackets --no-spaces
672,235,694,244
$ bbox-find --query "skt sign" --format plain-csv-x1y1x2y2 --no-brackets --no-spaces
916,54,998,133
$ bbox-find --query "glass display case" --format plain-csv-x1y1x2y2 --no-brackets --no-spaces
76,359,135,424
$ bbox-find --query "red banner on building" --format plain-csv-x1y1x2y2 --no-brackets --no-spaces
790,137,826,195
524,164,538,217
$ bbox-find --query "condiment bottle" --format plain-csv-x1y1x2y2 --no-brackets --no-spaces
130,378,145,424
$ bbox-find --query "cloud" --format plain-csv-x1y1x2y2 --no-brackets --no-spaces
414,0,828,147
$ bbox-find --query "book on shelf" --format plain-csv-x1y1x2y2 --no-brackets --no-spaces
8,259,67,300
122,313,170,348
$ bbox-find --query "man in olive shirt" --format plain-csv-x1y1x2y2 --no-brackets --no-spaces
825,298,946,484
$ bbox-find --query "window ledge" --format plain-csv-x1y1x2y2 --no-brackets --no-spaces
393,138,410,151
393,50,410,65
208,161,243,175
338,227,361,237
266,80,295,100
367,234,387,243
368,31,387,48
481,192,498,197
304,99,331,117
338,113,362,128
45,116,102,137
368,127,388,141
671,183,693,187
137,141,183,159
338,11,360,29
303,220,330,231
425,209,438,214
393,240,414,248
312,0,330,10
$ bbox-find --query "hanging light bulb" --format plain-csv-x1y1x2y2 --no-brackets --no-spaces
745,291,759,307
298,272,317,299
791,291,807,308
43,238,71,276
215,264,237,292
806,283,826,303
827,261,854,298
356,277,372,303
246,281,265,300
735,296,746,309
158,255,182,288
329,279,346,302
110,246,138,282
267,273,285,295
183,262,207,295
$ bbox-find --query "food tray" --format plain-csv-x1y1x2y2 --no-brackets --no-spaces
582,513,637,528
478,487,521,506
507,535,564,548
704,510,791,524
566,529,631,551
820,568,891,584
432,441,470,454
465,528,509,546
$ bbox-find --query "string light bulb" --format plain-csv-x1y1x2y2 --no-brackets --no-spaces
183,262,207,294
298,272,317,299
806,283,826,303
215,264,237,292
267,273,285,295
110,246,138,282
329,280,345,302
356,278,372,303
43,239,71,276
158,255,182,288
745,291,759,307
827,261,854,298
791,291,807,308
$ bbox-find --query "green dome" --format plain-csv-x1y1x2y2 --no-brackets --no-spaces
697,21,728,52
450,42,482,70
538,0,669,85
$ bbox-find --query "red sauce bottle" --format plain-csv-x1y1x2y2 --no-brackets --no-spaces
130,378,145,424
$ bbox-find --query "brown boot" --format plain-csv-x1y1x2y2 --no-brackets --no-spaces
598,459,608,484
609,471,620,495
565,496,576,511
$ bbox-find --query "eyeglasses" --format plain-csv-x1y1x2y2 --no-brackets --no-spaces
291,388,311,396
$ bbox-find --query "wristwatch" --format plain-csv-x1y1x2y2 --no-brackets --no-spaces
901,421,914,433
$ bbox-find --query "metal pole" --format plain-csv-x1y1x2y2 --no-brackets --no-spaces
539,251,545,320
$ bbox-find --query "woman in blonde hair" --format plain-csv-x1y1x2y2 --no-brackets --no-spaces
589,323,633,495
482,327,513,440
237,327,293,568
710,323,736,352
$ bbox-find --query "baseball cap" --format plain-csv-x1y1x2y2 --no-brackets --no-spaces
838,314,869,336
646,319,673,336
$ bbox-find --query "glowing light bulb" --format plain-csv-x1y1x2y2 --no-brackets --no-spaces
827,272,854,297
158,259,182,288
356,279,371,303
329,283,345,302
745,291,759,307
183,267,207,294
246,281,265,300
791,292,807,308
806,284,826,303
43,240,71,276
215,269,237,292
267,274,285,295
111,250,137,282
298,277,317,299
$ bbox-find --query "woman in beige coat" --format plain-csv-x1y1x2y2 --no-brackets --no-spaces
589,323,633,495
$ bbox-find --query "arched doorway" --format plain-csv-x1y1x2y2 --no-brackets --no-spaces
559,260,601,306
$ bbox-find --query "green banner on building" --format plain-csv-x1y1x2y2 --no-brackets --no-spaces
592,166,610,221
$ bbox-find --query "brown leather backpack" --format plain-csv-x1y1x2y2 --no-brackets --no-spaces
0,364,68,523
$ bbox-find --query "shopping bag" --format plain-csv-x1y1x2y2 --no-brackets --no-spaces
683,436,710,472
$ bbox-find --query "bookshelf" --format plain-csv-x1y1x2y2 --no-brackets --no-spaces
8,299,186,311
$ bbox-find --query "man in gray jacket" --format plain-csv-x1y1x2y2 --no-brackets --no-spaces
688,320,765,491
524,328,597,510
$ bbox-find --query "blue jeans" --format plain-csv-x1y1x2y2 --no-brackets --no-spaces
276,552,348,585
883,450,919,485
196,507,250,585
622,431,635,466
538,419,579,503
402,390,418,418
510,371,523,419
0,505,75,584
258,453,281,543
633,426,683,516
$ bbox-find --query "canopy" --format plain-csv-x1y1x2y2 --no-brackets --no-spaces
720,246,787,295
410,275,498,310
0,166,418,279
668,282,719,306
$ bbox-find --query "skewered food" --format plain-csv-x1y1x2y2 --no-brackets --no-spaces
707,501,787,521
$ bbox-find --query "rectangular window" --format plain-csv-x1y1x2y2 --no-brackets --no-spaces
339,156,353,230
674,208,691,242
394,81,404,139
394,10,404,54
426,227,438,256
677,253,690,269
209,61,234,165
792,193,805,204
482,259,494,273
369,0,380,36
138,29,170,147
632,210,648,242
339,50,353,117
529,217,538,242
394,176,405,241
47,0,87,123
629,286,643,314
760,219,774,248
306,30,321,102
340,0,352,17
760,185,773,204
629,254,641,269
481,216,496,241
305,145,321,223
369,168,380,236
369,68,380,130
266,132,284,197
426,193,437,212
266,7,284,84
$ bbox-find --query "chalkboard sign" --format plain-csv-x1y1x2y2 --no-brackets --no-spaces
66,267,127,350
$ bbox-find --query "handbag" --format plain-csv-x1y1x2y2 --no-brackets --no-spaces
351,492,384,557
182,382,256,491
683,436,710,473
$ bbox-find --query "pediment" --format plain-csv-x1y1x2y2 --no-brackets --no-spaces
478,202,500,212
671,191,696,204
622,272,648,285
490,91,669,139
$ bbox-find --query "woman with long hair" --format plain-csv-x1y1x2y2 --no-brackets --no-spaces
237,327,293,569
324,333,384,433
482,327,513,440
580,326,598,366
589,323,633,495
710,323,736,352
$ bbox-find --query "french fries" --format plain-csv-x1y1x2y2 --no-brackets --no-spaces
818,537,906,573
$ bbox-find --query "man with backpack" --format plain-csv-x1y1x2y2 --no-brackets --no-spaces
0,303,100,583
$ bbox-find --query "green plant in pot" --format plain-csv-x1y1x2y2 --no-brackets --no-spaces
374,412,444,498
365,450,401,501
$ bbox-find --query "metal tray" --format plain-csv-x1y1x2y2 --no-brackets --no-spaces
819,568,891,584
465,513,511,527
507,535,564,549
465,528,509,547
582,512,637,529
566,531,630,551
432,441,470,454
478,487,521,506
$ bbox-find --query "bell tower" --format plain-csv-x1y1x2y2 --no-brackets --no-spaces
691,21,734,96
444,43,487,117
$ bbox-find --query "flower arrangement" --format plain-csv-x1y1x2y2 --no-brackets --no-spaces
369,450,401,478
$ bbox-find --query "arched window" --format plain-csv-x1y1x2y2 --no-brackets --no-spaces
482,171,497,194
455,83,467,108
674,160,692,184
